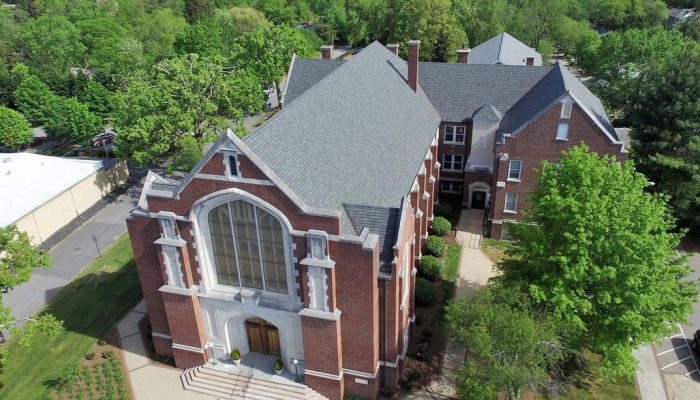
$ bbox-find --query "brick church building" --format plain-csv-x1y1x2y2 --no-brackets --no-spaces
126,37,626,399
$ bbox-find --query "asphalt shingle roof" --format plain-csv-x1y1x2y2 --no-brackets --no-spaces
244,42,441,264
344,204,400,275
468,32,542,66
284,58,344,105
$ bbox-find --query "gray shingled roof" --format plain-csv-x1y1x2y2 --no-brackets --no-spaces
283,58,344,105
498,63,618,140
418,63,551,122
468,32,543,66
344,204,400,275
244,42,440,266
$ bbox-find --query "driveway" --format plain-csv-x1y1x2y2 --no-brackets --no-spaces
4,168,143,322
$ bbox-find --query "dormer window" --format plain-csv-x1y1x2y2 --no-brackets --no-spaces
225,152,239,179
561,102,572,119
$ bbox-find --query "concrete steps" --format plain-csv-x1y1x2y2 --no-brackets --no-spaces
181,365,328,400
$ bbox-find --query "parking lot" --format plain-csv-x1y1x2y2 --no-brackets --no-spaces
652,324,699,378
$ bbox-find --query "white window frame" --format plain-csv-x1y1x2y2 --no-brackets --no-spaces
508,160,522,182
442,154,463,172
224,151,240,179
401,243,410,308
556,122,569,141
561,102,572,119
308,235,327,260
444,125,465,144
162,245,184,287
504,193,518,213
159,215,178,239
440,180,461,194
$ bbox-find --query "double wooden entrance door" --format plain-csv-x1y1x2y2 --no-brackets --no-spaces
245,318,281,357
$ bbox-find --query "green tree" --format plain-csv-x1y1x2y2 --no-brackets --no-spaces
133,8,188,62
17,15,86,94
184,0,215,23
174,17,234,57
216,6,270,35
0,106,32,149
499,145,697,377
679,16,700,42
112,54,264,165
626,51,700,230
453,0,509,47
345,0,387,44
43,97,103,141
79,80,113,119
13,74,57,125
446,286,565,400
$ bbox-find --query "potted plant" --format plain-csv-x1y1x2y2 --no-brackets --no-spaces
273,359,284,375
230,348,241,365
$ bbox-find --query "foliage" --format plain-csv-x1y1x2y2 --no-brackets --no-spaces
446,285,565,400
112,54,264,164
433,203,453,218
17,15,86,94
418,255,443,280
425,235,446,257
430,216,451,236
13,74,57,125
625,49,700,230
185,0,215,23
216,6,270,35
0,106,32,148
0,226,50,293
230,348,241,361
679,16,700,42
415,277,438,306
79,80,113,118
174,16,235,58
498,145,697,378
273,358,284,370
43,96,103,141
171,134,205,172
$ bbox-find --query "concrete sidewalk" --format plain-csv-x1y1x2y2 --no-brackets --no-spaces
117,301,214,400
634,345,668,400
5,187,139,321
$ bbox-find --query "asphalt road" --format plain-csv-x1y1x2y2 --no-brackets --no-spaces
680,243,700,372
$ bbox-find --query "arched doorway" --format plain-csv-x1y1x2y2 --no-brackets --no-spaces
245,317,281,357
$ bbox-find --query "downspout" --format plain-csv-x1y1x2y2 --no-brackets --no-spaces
380,279,387,388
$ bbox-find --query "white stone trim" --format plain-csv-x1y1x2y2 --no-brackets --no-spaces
152,331,172,340
298,308,341,320
195,173,275,186
343,368,376,379
154,237,187,247
304,369,342,380
159,284,198,296
172,342,205,353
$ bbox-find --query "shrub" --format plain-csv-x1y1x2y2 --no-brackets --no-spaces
230,348,241,361
415,278,437,306
434,203,452,218
84,351,95,360
425,235,445,257
101,350,114,359
418,256,442,280
273,359,284,371
416,341,430,361
431,216,452,236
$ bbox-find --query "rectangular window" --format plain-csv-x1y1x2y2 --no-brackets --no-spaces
401,243,411,307
308,266,327,311
162,245,184,287
561,102,572,119
444,125,465,143
309,236,326,260
556,123,569,140
501,223,514,240
440,180,461,193
226,153,239,178
442,154,463,171
160,217,177,239
504,193,518,213
508,160,522,181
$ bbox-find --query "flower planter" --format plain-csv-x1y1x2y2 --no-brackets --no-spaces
274,367,284,375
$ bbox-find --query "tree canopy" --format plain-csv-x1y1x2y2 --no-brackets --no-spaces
0,106,32,149
499,145,697,377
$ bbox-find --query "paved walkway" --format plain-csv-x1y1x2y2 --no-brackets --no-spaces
118,301,214,400
634,345,668,400
423,209,497,398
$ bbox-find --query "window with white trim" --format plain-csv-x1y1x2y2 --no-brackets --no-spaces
508,160,522,181
401,243,410,307
308,235,326,260
504,193,518,213
561,102,572,119
440,180,461,193
501,223,514,240
225,152,239,178
308,266,327,311
556,123,569,140
444,125,465,144
160,216,177,239
162,245,184,287
442,154,463,171
207,200,288,293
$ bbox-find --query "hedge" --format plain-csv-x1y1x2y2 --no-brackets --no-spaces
431,216,452,236
415,278,437,306
418,255,442,280
425,236,445,257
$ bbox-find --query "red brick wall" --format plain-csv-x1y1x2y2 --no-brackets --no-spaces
305,375,343,400
488,102,625,237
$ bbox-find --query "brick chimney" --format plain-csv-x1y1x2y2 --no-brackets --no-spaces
457,48,470,64
407,40,420,92
526,57,534,66
320,45,333,60
387,43,399,55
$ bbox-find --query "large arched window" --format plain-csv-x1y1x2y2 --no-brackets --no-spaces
207,200,288,294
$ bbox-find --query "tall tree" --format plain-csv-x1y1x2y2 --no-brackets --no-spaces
13,73,57,125
627,51,700,231
16,15,86,94
43,96,103,142
0,106,32,149
184,0,215,23
112,54,264,165
499,145,697,377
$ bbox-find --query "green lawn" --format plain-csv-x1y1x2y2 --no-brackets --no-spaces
481,237,514,264
441,244,461,283
0,234,142,400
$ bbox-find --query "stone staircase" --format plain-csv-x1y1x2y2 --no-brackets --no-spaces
181,364,328,400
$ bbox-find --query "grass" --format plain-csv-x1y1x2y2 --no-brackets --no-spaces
481,237,514,264
440,244,461,283
0,234,142,400
542,351,638,400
